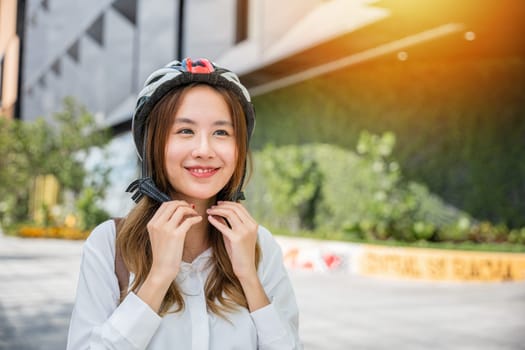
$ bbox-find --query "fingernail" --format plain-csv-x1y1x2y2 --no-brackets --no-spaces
191,204,195,209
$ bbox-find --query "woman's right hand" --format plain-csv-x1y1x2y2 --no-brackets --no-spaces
137,200,202,313
147,200,202,281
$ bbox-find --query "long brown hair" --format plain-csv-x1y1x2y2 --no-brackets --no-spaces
116,83,260,316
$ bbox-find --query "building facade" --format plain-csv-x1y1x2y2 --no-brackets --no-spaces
20,0,393,125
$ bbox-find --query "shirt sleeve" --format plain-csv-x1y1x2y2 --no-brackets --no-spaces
251,226,303,350
66,220,162,350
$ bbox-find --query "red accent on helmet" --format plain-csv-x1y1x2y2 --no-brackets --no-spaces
184,58,215,74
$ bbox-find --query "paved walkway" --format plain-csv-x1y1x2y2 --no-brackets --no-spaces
1,233,524,349
0,234,81,349
292,272,525,349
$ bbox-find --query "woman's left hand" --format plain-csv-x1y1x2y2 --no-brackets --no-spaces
207,201,259,281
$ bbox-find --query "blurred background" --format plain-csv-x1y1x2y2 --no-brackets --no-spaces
1,0,525,348
1,0,524,244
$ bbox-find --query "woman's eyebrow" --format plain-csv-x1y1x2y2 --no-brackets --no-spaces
174,117,196,124
174,118,232,126
213,120,233,127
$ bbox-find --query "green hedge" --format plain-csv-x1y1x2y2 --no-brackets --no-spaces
251,57,525,227
245,134,525,245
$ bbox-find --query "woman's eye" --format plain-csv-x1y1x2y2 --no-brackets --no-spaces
214,130,230,136
177,128,193,135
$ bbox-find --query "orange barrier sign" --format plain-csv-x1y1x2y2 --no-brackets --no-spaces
358,246,525,282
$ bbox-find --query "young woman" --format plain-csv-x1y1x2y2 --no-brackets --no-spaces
66,58,302,349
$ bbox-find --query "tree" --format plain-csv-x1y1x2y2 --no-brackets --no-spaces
0,97,111,228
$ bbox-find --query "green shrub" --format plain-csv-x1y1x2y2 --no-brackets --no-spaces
508,228,525,244
256,144,323,230
436,217,472,242
76,187,110,231
246,131,468,240
246,130,525,245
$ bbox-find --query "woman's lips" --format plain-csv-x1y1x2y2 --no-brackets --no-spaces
186,167,219,178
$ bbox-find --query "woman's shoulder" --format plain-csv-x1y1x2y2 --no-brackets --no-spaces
256,225,289,285
256,225,279,251
256,225,286,266
83,219,117,255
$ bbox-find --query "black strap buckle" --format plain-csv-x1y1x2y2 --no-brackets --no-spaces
126,177,171,203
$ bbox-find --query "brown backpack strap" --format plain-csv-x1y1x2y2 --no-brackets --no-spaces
113,218,129,298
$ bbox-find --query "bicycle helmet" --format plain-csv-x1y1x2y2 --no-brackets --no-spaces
126,58,256,203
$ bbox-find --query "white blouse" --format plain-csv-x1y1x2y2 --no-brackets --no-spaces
67,220,302,349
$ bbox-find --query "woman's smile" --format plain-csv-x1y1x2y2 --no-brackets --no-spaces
185,166,220,178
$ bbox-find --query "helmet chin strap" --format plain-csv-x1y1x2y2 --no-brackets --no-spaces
127,177,245,203
126,177,171,203
231,191,245,202
231,159,248,201
126,125,172,203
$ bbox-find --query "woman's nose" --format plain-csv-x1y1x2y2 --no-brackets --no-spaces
191,134,215,158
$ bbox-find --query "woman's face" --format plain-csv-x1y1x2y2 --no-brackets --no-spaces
165,85,238,202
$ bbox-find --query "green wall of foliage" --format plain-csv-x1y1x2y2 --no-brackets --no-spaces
250,57,525,227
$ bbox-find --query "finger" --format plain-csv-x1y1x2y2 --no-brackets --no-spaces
149,201,195,234
216,201,255,224
177,215,203,234
152,200,191,223
166,205,199,229
206,207,243,228
208,215,233,238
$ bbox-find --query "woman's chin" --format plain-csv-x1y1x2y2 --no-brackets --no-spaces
177,189,219,202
